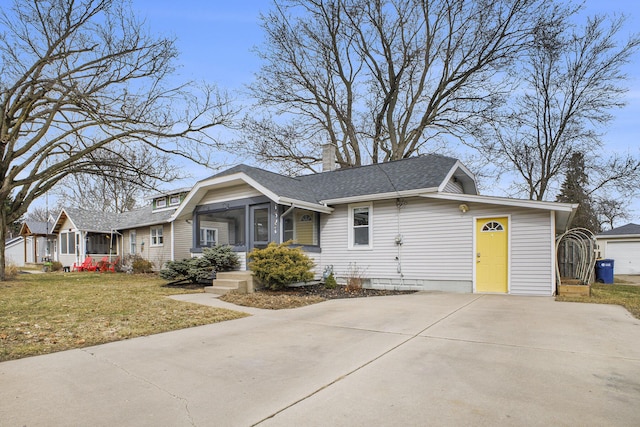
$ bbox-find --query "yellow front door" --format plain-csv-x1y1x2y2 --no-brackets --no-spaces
476,217,508,293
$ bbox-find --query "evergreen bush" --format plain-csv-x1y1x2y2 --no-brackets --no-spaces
248,242,315,291
159,245,239,283
324,272,337,289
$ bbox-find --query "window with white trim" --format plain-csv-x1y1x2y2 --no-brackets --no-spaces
130,230,137,254
150,226,164,246
155,198,167,208
349,203,372,249
199,227,218,247
169,195,181,206
60,232,76,254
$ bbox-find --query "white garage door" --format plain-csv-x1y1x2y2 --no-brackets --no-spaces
606,241,640,275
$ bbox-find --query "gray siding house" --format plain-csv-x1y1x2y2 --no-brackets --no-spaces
596,223,640,275
173,155,577,296
50,189,190,270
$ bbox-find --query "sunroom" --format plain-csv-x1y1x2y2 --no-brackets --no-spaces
191,200,321,253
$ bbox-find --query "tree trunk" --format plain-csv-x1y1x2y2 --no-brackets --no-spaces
0,206,7,281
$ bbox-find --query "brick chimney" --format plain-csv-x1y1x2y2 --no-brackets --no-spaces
322,143,337,172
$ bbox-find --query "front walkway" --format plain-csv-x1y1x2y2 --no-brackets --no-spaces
1,292,639,426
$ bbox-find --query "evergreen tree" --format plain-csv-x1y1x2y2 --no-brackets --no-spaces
556,152,600,233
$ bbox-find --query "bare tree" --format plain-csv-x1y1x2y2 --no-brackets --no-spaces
26,207,53,222
475,12,640,201
0,0,235,279
595,197,632,231
241,0,549,173
54,144,179,213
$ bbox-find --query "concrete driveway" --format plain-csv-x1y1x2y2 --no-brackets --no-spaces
1,292,639,426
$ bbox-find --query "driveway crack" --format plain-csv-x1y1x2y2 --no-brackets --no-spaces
82,349,196,426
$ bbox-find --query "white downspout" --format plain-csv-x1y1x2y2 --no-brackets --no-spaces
171,221,175,261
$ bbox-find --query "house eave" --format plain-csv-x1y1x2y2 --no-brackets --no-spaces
422,192,577,212
422,192,577,233
172,172,283,220
321,188,439,205
278,197,334,213
596,233,640,240
438,161,478,194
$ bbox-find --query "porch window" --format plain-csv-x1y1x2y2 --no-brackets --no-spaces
283,209,318,246
150,226,164,246
199,227,218,247
349,203,372,249
196,207,245,248
60,232,75,255
86,233,116,255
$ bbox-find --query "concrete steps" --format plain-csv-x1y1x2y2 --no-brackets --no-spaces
204,271,255,295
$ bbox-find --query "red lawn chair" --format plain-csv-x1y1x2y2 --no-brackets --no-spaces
78,256,96,272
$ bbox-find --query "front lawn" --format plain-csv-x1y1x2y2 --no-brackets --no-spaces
556,283,640,319
0,273,248,362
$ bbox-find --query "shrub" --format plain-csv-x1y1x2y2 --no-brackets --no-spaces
131,256,154,274
5,263,19,280
345,262,366,291
248,242,315,291
202,245,239,271
159,259,190,280
324,272,337,289
159,245,239,284
51,261,63,272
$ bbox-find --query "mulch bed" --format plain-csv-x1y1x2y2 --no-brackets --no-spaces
219,283,417,310
279,283,416,299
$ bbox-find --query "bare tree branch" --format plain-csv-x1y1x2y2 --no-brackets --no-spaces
0,0,237,279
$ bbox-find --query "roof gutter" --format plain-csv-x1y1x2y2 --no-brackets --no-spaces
421,192,577,212
278,197,334,213
321,188,439,205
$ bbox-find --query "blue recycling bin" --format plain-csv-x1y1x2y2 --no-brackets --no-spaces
595,259,614,284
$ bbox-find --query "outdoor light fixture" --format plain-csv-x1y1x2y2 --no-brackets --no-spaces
458,204,469,213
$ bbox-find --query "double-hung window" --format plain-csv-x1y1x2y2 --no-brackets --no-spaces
349,203,372,249
150,226,164,246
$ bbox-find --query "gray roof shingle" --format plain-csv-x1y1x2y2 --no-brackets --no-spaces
597,223,640,237
209,154,460,204
61,206,175,232
63,207,122,232
24,220,55,235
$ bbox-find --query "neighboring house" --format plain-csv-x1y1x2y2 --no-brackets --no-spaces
116,189,191,267
50,189,190,270
172,154,577,296
5,237,25,266
3,220,56,266
52,208,121,268
596,223,640,275
20,220,56,264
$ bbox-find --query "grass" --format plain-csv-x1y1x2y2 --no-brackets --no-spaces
556,282,640,319
0,272,248,362
220,292,326,309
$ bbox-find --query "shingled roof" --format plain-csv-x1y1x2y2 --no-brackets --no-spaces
208,154,469,205
53,206,176,234
20,220,55,236
597,223,640,237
